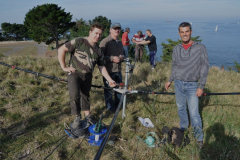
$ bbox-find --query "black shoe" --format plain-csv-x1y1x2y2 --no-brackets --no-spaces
70,119,88,138
197,141,203,149
84,115,98,127
70,116,81,129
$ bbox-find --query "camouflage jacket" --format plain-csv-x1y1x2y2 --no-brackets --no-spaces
65,37,105,74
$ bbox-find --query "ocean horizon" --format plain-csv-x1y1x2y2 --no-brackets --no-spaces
120,20,240,68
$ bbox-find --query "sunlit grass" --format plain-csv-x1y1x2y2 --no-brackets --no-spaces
0,54,240,159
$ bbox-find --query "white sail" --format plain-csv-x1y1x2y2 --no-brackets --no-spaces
215,25,218,32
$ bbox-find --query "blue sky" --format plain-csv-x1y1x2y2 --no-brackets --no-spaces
0,0,240,25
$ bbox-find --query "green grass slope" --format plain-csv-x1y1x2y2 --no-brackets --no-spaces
0,54,240,160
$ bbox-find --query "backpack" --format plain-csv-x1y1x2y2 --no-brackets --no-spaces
162,126,190,147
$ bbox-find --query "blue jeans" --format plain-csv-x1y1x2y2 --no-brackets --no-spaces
150,51,157,67
174,79,203,141
123,46,129,58
103,71,122,111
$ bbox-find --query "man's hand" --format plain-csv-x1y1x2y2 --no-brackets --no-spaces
108,80,117,88
165,82,172,90
119,55,124,61
62,67,76,73
196,88,203,97
112,56,120,63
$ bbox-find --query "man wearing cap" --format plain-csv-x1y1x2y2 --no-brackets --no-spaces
100,23,125,113
122,27,130,58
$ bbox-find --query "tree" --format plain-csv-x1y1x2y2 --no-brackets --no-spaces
234,61,240,73
24,3,75,50
1,23,28,40
161,36,202,62
70,18,90,39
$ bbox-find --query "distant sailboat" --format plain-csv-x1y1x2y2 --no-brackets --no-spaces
238,22,239,25
215,25,218,32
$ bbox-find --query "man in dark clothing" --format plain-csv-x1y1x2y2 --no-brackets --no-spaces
165,22,209,148
136,29,157,69
58,23,116,137
100,22,125,113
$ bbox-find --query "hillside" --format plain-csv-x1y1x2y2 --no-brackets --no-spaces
0,54,240,160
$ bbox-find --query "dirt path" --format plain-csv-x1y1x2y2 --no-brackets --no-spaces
34,42,48,57
0,42,48,56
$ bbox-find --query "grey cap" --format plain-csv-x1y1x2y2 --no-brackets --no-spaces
111,22,121,28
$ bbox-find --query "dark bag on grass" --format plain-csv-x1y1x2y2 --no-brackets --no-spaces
162,126,190,147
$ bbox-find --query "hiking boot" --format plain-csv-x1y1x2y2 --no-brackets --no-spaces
84,115,98,127
70,115,81,129
69,116,89,138
197,141,203,149
70,120,88,138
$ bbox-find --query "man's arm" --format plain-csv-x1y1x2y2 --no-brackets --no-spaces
165,47,176,90
98,66,116,87
131,38,137,43
137,40,150,45
58,45,76,73
196,45,209,97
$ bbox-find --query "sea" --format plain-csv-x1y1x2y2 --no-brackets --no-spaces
121,20,240,68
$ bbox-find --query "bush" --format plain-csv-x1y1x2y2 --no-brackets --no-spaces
160,36,202,62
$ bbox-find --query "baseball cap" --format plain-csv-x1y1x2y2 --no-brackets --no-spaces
111,23,121,29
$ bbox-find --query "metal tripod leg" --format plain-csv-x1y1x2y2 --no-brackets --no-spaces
122,59,130,119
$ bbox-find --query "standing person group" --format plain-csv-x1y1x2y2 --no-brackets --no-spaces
136,29,157,70
59,21,209,150
165,22,209,148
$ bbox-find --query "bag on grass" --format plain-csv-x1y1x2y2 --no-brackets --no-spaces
162,126,190,147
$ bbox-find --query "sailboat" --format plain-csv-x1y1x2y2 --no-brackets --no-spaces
238,22,239,25
215,25,218,32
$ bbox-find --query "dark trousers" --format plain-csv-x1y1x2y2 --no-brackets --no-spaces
135,45,144,61
103,71,122,111
68,71,92,115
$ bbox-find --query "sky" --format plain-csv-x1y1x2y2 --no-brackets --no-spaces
0,0,240,25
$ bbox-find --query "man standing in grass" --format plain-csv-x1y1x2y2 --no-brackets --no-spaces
131,30,146,62
122,27,130,58
165,22,209,148
100,23,125,113
136,29,157,70
58,23,116,138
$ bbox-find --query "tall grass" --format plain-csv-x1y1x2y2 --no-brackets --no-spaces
0,54,240,159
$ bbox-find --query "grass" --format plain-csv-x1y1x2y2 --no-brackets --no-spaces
9,46,37,56
0,48,13,53
0,53,240,159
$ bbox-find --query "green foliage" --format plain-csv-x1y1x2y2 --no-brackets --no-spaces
1,23,28,40
70,18,90,38
24,3,75,48
161,36,202,62
70,16,119,42
234,61,240,73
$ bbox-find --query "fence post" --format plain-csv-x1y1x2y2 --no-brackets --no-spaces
122,58,130,119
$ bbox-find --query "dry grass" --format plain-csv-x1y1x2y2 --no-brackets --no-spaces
9,46,37,56
0,54,240,160
0,48,13,53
